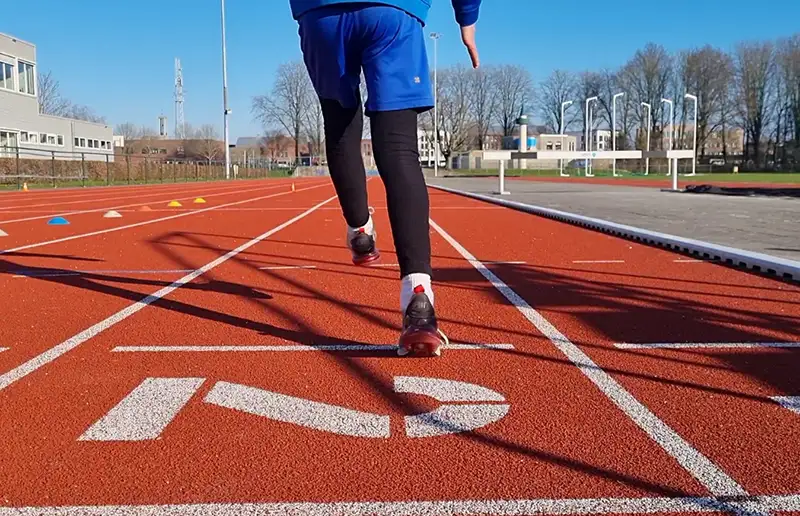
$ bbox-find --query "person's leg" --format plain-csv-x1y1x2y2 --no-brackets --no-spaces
298,6,379,264
358,6,444,356
369,109,432,292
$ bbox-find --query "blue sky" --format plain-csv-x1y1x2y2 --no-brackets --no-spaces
3,0,798,140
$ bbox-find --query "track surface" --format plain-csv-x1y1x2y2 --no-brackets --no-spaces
509,175,800,190
1,177,798,515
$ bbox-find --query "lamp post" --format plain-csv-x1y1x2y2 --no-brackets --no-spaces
662,98,675,188
612,92,624,177
221,0,231,180
430,32,440,177
560,100,573,177
641,102,651,175
685,93,697,176
585,96,597,177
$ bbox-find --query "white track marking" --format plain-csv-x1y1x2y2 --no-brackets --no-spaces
1,494,798,515
110,344,515,352
78,378,205,441
0,229,7,237
0,182,329,256
12,269,194,278
616,342,800,350
572,260,625,264
204,381,390,438
0,181,263,213
0,182,294,225
0,348,7,353
429,218,748,497
405,404,510,438
674,259,704,263
394,376,506,402
258,265,317,270
0,194,337,393
771,397,800,416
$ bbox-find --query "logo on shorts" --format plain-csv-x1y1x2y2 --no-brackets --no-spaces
414,76,421,84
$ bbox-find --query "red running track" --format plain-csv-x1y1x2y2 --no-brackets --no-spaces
0,178,798,515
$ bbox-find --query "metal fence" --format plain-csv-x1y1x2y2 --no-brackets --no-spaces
0,146,291,189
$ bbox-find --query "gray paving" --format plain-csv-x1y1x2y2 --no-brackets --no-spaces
426,177,800,261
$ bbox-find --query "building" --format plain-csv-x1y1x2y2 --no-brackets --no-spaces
0,32,113,161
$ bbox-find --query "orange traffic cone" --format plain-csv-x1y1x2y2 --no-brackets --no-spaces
22,182,28,192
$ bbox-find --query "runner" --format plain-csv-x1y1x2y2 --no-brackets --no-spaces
289,0,481,356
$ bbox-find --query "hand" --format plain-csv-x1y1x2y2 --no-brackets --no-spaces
460,24,480,68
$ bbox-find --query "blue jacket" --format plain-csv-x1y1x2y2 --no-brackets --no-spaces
289,0,481,26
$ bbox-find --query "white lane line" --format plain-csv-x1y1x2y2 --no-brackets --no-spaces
111,344,515,352
429,218,748,497
674,259,704,263
572,260,625,264
0,182,329,256
367,261,525,268
394,376,506,402
204,381,390,438
0,194,337,393
771,396,800,416
0,182,287,224
78,377,205,441
1,494,798,515
0,348,7,353
258,265,317,270
405,404,511,438
12,269,194,278
616,342,800,350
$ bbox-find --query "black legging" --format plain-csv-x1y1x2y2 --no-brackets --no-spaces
321,98,432,279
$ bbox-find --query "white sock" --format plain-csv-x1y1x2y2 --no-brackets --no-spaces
347,215,374,239
401,273,433,312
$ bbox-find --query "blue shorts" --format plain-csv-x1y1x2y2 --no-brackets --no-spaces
298,4,434,115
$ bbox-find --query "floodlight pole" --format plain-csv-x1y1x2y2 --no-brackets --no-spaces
612,92,624,177
685,93,698,176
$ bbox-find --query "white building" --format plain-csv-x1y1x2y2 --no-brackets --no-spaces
0,32,114,161
417,128,444,166
566,129,613,152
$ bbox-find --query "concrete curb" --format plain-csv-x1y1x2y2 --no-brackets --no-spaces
428,183,800,283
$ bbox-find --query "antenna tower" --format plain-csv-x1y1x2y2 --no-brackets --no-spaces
174,58,185,139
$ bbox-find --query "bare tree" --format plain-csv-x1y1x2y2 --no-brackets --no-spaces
494,65,534,136
261,130,292,161
538,70,576,134
37,70,106,123
469,66,497,149
777,35,800,160
617,43,673,151
575,71,602,149
734,41,775,166
114,123,139,141
679,46,734,157
303,97,325,164
429,65,474,168
252,61,313,165
37,71,70,116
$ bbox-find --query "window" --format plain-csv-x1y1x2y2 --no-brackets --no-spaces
39,133,47,144
57,135,64,146
546,142,554,150
20,132,29,143
74,137,80,147
0,60,14,91
47,135,56,145
80,138,86,147
18,61,35,95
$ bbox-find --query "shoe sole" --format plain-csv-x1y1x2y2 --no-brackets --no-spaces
352,251,380,266
398,327,444,357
